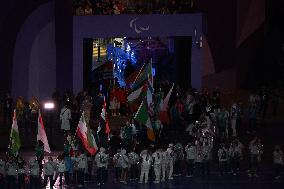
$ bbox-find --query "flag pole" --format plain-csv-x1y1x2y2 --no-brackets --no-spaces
133,61,147,85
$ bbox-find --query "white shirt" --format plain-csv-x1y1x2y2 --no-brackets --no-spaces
185,145,196,160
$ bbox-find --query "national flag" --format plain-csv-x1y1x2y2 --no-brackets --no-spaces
37,110,51,153
76,113,98,155
147,73,154,106
125,70,140,85
101,96,110,134
127,84,147,103
134,102,155,141
132,62,152,90
9,110,21,155
159,84,174,124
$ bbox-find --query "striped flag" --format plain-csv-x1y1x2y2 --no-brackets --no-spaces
132,62,152,90
76,113,98,155
127,84,147,103
134,101,155,141
159,84,174,124
9,110,21,155
101,96,110,134
37,110,51,153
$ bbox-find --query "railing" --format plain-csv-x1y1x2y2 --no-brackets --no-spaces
72,0,196,16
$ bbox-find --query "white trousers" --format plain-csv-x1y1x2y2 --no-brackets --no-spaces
153,165,161,182
139,166,150,183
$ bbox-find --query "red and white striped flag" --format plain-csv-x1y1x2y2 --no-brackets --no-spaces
37,110,51,153
101,96,110,134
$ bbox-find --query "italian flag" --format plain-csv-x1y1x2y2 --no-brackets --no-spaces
101,96,110,134
76,113,98,155
37,110,51,153
134,102,155,141
9,110,21,155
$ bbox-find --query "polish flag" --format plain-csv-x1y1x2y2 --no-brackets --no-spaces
37,110,51,153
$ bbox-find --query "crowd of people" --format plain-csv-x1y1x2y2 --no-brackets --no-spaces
0,81,283,188
73,0,196,16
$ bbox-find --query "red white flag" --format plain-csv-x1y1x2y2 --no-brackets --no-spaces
37,110,51,153
159,84,174,124
76,113,98,155
101,96,110,134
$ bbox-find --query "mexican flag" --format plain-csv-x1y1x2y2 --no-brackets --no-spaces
9,110,21,155
37,110,51,153
134,102,155,141
101,96,110,134
76,113,98,155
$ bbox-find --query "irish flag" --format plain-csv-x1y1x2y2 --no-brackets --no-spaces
37,110,51,153
101,96,110,134
134,102,155,141
76,113,98,155
9,110,21,155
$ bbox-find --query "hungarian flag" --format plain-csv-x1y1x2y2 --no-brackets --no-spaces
37,110,51,153
159,84,174,125
9,110,21,155
132,62,152,90
134,101,155,141
101,96,110,134
76,113,98,155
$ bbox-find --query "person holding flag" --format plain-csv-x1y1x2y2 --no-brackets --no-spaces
76,112,98,156
36,110,51,175
9,110,21,157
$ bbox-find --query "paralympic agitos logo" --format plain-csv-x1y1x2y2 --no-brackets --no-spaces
129,18,150,34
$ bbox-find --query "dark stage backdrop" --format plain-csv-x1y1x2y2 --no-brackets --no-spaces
73,14,204,94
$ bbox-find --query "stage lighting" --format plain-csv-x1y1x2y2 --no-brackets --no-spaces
44,102,55,110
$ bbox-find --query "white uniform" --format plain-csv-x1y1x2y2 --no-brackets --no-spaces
29,160,39,177
128,152,139,165
95,152,109,168
185,145,196,161
117,150,129,169
164,148,174,180
60,107,71,130
218,148,228,162
57,160,66,173
77,154,87,170
152,150,162,183
43,160,56,176
6,162,18,176
139,150,152,183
